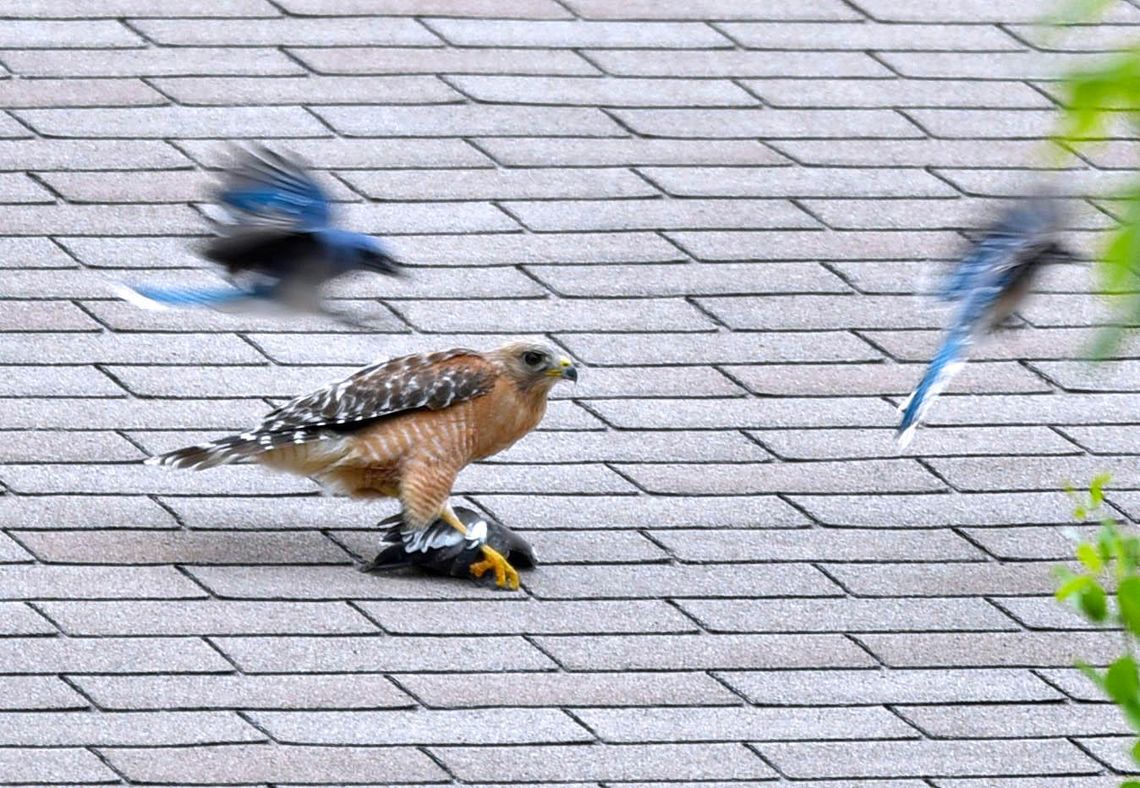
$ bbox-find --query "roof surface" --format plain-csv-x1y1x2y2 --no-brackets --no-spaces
0,0,1137,785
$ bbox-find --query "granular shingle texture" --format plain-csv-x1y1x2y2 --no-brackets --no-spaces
0,0,1136,784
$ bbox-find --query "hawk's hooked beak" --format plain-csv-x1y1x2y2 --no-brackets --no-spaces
547,356,578,382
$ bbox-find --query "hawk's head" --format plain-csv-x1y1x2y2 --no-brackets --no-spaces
492,341,578,392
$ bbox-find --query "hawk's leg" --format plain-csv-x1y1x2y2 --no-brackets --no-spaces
399,462,520,591
440,505,519,591
438,503,469,536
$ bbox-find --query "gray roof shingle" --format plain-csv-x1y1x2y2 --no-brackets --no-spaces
1,0,1134,782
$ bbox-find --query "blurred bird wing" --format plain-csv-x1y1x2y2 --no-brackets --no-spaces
215,145,331,231
257,349,498,435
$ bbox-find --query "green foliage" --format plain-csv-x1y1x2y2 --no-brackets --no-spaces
1052,1,1140,357
1056,475,1140,778
1050,0,1120,26
1059,49,1140,136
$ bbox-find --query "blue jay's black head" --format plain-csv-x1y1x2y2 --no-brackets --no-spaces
355,244,402,277
1039,241,1080,265
324,230,401,277
1002,196,1078,269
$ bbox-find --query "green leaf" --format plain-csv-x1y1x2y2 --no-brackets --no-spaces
1105,656,1140,704
1120,781,1140,788
1098,525,1117,563
1088,183,1140,358
1078,542,1105,573
1091,472,1113,507
1056,571,1109,623
1112,527,1140,577
1054,564,1077,581
1119,576,1140,636
1091,323,1126,361
1079,660,1108,693
1101,210,1140,294
1079,580,1109,622
1056,573,1092,601
1132,739,1140,767
1103,665,1140,735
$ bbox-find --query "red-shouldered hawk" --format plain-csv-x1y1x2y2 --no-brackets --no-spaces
148,341,578,589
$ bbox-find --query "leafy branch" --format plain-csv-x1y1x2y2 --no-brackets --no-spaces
1051,1,1140,356
1055,474,1140,783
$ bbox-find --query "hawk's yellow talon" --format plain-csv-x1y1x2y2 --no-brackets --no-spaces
469,545,519,590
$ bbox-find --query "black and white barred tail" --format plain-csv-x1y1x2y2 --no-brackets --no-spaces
146,428,328,471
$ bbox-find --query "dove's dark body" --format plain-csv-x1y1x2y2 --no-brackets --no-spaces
360,506,537,581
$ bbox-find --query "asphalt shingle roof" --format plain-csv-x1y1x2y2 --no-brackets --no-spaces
0,0,1137,784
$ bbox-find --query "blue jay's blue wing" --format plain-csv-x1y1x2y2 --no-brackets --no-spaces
207,148,401,283
215,145,331,231
936,233,1031,302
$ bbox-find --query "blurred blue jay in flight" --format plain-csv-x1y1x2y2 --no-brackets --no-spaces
896,195,1076,448
119,145,401,324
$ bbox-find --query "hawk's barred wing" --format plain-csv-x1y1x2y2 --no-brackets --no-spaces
149,349,497,470
260,349,495,432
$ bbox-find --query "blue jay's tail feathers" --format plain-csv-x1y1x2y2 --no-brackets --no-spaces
115,283,261,311
146,427,330,471
896,329,972,449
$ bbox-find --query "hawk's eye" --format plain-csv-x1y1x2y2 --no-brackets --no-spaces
522,351,545,367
